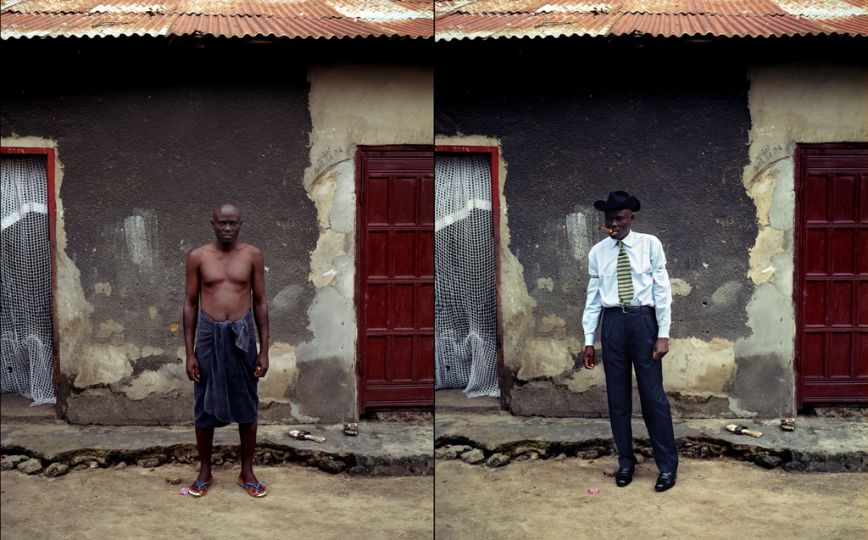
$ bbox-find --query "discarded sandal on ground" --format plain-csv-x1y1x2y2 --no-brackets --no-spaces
780,418,796,431
187,476,213,497
343,423,359,436
236,476,268,498
288,429,326,443
725,424,763,438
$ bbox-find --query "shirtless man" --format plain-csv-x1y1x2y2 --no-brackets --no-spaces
183,203,270,498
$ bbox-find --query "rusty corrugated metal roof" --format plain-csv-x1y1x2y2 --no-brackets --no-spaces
435,11,616,40
434,0,868,39
0,0,433,39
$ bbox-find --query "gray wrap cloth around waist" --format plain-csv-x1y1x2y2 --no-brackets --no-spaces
194,309,258,428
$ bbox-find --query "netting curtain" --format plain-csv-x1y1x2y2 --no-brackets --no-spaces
1,155,55,405
435,154,499,397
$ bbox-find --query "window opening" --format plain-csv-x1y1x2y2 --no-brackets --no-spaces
434,153,499,397
1,154,55,405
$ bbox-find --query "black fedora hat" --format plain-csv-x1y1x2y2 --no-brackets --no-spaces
593,190,641,212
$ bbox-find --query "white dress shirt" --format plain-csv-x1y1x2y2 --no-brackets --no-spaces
582,230,672,346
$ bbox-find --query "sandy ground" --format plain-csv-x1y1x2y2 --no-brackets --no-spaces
435,458,868,540
1,464,433,540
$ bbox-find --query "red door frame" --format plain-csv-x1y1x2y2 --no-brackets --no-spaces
794,142,868,408
434,145,507,409
1,146,60,415
355,144,435,413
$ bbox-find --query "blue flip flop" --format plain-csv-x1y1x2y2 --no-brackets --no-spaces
188,477,212,497
237,476,268,498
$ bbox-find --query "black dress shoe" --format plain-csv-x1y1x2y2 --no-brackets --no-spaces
655,471,677,492
614,467,634,487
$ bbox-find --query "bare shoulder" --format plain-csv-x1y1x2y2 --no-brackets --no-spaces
236,242,262,254
237,242,264,261
187,244,209,262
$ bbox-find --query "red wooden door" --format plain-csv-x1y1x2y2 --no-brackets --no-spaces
796,144,868,406
356,147,434,411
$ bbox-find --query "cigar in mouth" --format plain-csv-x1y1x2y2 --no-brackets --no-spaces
599,227,615,234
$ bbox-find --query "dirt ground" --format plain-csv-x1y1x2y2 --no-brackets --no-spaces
435,458,868,540
1,464,433,540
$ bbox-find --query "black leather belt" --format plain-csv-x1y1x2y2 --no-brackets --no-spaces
604,305,655,314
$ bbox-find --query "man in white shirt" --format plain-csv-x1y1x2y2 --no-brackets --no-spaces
581,191,678,492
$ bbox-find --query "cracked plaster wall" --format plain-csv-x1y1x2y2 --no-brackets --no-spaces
436,43,766,417
436,46,867,418
2,44,322,424
434,133,745,418
301,64,434,420
731,63,868,417
3,52,433,424
0,136,93,413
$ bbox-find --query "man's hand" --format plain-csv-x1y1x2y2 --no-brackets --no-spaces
186,354,200,383
652,338,669,362
254,353,269,379
583,346,596,370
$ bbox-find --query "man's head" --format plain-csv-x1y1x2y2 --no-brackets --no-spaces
594,191,640,240
604,209,635,240
211,203,243,245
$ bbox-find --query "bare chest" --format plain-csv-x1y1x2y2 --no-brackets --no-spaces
200,253,252,288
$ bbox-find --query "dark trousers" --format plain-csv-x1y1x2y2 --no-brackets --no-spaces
601,307,678,473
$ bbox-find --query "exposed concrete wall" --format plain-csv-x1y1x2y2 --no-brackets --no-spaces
301,64,434,419
3,40,434,425
732,64,868,416
434,131,747,417
436,42,866,418
2,47,323,424
436,43,764,417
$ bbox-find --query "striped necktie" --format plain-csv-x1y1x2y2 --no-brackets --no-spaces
617,240,634,304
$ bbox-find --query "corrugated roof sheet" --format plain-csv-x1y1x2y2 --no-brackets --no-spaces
4,0,866,40
435,11,616,40
0,0,433,39
434,0,868,39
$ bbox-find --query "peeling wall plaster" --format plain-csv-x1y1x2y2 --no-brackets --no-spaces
435,47,765,417
437,48,868,418
512,64,867,418
1,136,94,413
435,112,754,416
732,63,868,416
3,60,321,424
298,64,434,420
434,49,868,418
5,61,433,424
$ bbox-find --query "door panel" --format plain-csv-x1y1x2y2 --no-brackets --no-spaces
830,175,856,220
805,175,827,220
797,144,868,405
357,148,434,411
829,230,854,272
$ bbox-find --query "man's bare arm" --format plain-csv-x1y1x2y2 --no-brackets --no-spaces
183,249,201,382
251,247,269,378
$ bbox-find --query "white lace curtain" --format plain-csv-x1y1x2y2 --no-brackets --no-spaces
434,154,499,397
1,155,55,405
